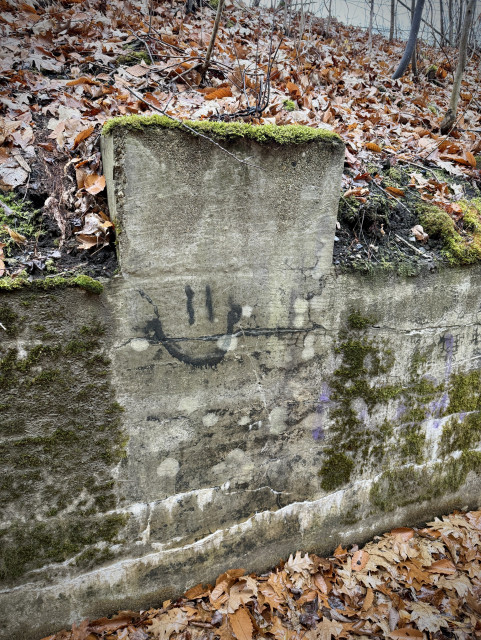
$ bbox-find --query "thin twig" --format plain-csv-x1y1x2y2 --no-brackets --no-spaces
399,160,440,180
371,180,412,215
394,233,431,258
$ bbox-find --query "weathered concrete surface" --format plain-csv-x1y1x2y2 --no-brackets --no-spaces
1,124,481,639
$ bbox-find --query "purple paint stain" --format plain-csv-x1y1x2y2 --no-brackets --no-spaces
312,383,331,441
395,401,407,420
358,408,368,423
429,333,454,428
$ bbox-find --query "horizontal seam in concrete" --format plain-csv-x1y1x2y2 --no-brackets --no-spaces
116,322,481,349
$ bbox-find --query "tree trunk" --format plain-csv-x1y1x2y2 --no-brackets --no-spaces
448,0,453,43
440,0,477,134
439,0,445,45
389,0,396,42
200,0,226,76
326,0,332,36
456,0,465,45
410,0,418,76
368,0,374,51
392,0,425,79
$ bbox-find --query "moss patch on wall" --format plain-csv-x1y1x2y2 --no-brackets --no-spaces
0,290,126,582
370,452,481,512
102,114,341,145
318,313,402,491
318,311,480,501
446,369,481,414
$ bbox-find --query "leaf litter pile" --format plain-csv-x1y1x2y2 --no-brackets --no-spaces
1,0,481,281
42,511,481,640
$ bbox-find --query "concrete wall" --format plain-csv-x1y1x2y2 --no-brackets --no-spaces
1,123,480,639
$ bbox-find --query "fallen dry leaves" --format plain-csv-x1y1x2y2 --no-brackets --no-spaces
42,510,481,640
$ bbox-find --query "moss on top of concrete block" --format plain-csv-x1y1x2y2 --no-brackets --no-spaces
0,274,103,294
101,114,341,144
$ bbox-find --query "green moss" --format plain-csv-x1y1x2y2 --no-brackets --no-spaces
338,195,361,226
64,338,99,356
0,193,40,252
447,369,481,414
0,305,21,337
410,350,428,375
460,198,481,232
0,275,103,294
101,114,341,144
0,302,126,580
370,451,481,512
401,426,426,464
74,545,115,568
418,203,456,239
80,320,106,336
106,401,125,414
283,99,296,112
0,513,128,580
386,167,403,184
440,411,481,456
73,275,104,294
418,201,481,266
319,451,354,490
116,49,150,66
28,368,60,386
347,310,376,330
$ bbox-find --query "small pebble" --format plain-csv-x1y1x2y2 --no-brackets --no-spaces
356,243,363,250
334,236,339,242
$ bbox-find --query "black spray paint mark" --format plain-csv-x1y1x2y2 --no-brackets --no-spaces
205,285,214,322
138,289,236,368
137,290,319,368
185,285,195,325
